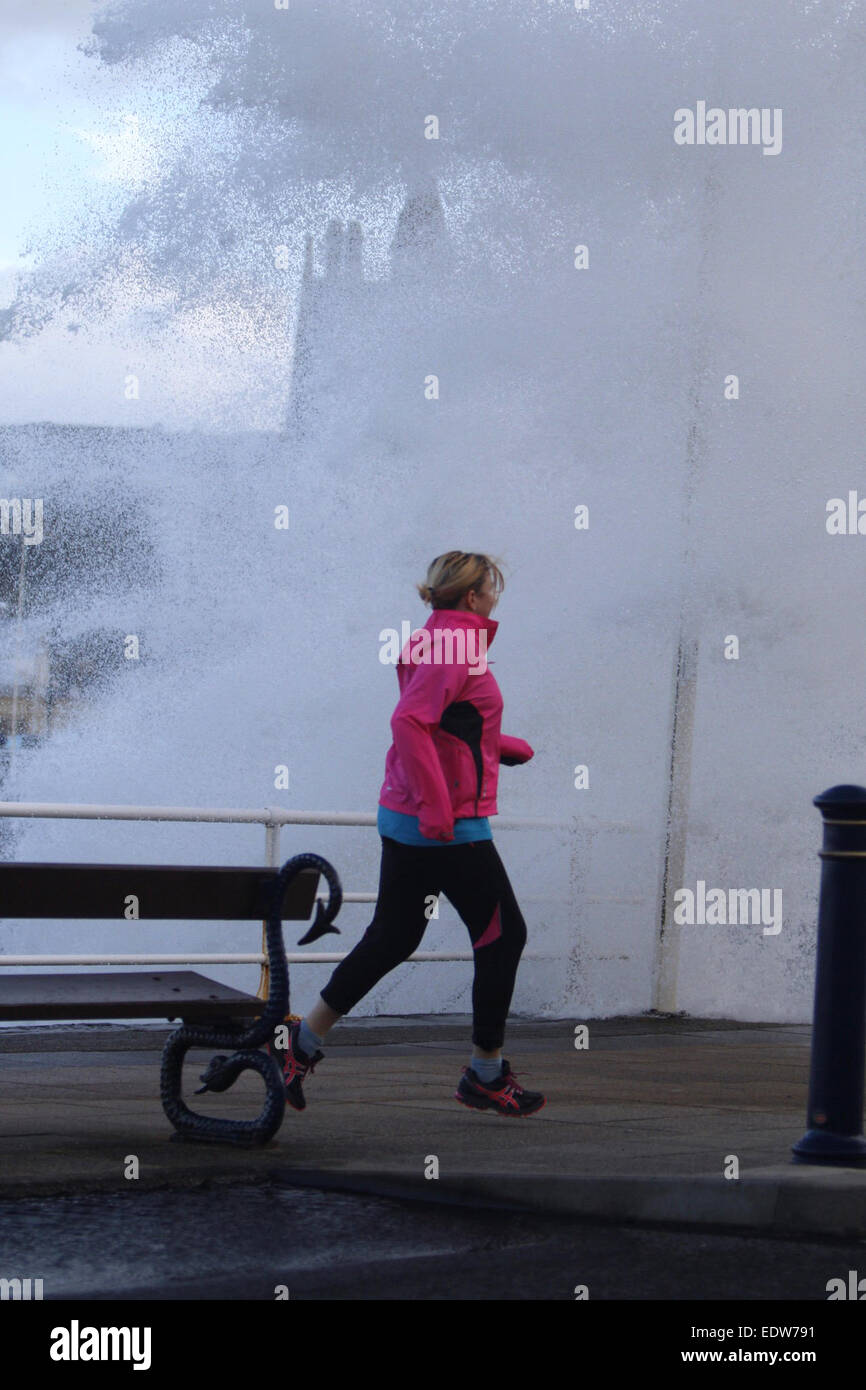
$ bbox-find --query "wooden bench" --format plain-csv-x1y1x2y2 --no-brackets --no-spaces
0,852,342,1146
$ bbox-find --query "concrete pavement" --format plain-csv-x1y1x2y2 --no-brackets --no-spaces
1,1013,864,1238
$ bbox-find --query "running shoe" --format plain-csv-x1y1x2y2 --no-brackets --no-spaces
454,1059,545,1116
267,1020,324,1111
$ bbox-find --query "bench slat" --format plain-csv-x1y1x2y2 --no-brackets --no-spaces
0,971,263,1021
0,863,318,920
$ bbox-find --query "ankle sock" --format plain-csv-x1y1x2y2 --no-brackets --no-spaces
471,1055,503,1083
297,1018,325,1058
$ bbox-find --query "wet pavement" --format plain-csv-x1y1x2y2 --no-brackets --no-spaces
3,1012,866,1267
3,1180,865,1300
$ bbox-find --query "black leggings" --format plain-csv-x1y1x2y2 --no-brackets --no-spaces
320,836,528,1052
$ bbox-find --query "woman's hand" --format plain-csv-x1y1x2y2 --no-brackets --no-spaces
499,735,534,766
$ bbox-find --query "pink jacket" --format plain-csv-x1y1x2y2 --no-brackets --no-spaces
378,607,534,841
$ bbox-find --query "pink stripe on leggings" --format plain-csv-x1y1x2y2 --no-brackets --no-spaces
473,902,503,949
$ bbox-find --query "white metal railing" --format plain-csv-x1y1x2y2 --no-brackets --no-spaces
0,801,565,969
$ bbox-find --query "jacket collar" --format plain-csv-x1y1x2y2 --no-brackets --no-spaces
425,607,498,648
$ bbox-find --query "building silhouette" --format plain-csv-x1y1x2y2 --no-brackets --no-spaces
285,184,452,442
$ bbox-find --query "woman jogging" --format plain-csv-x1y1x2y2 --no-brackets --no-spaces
271,550,545,1117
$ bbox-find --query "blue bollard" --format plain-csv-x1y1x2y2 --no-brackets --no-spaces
792,785,866,1165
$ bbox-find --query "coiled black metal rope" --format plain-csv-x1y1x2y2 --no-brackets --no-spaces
160,853,342,1146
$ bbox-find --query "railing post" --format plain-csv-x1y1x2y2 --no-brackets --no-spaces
258,815,286,1009
792,785,866,1166
264,817,281,868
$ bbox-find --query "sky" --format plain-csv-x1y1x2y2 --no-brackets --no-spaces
0,0,275,429
0,0,860,432
0,0,688,430
1,1,125,271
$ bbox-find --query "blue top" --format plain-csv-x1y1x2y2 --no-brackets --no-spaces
377,805,492,846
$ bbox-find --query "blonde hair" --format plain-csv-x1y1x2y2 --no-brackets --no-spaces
416,551,505,610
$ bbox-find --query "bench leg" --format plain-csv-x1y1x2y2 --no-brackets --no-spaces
160,852,342,1147
161,1025,286,1147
